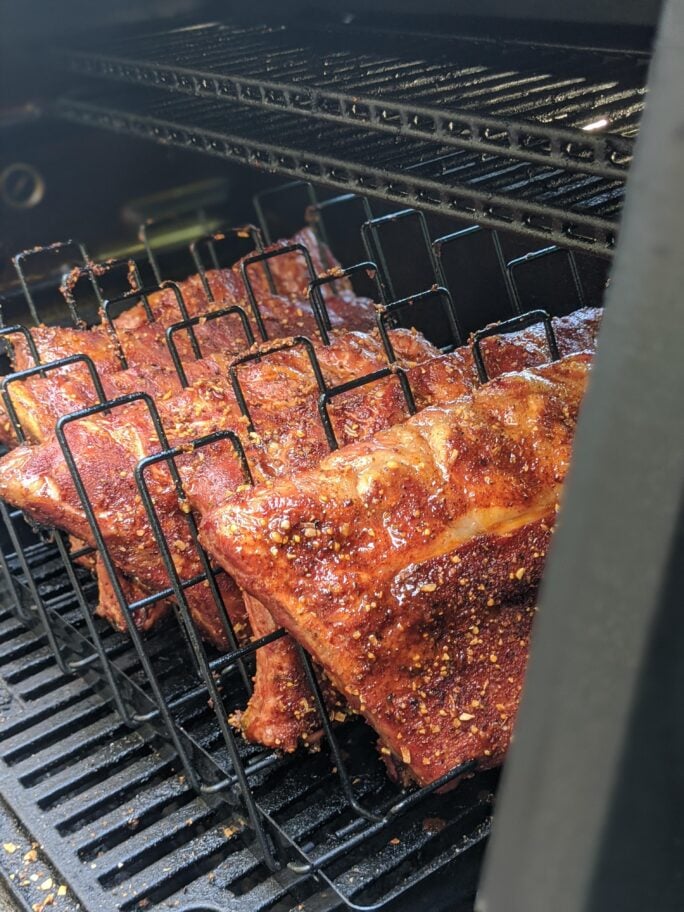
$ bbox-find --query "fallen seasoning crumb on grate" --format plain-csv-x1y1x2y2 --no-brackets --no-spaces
32,897,54,912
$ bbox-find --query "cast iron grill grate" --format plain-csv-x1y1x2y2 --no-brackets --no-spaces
0,538,492,911
0,197,594,910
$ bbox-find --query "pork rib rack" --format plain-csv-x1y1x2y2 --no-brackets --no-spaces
198,354,592,784
188,309,600,753
0,227,374,446
0,310,600,758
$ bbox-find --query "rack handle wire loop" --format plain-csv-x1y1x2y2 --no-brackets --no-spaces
362,209,437,305
135,431,278,869
432,225,518,319
376,285,461,362
240,241,318,342
471,308,560,384
189,224,273,296
13,239,94,326
165,305,255,387
507,244,587,314
318,366,416,451
307,260,381,346
55,391,203,791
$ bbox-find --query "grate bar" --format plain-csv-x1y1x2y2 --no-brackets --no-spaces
58,20,647,178
193,844,267,894
0,701,110,764
74,781,195,863
12,717,129,785
1,645,66,686
54,755,181,835
93,796,218,882
111,822,240,910
56,86,620,256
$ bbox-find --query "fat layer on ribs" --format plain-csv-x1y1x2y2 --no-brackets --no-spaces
197,354,592,785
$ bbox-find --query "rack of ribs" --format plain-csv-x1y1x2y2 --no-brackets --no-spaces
0,227,375,446
0,227,375,644
29,313,600,740
188,311,602,751
0,328,436,642
0,311,600,756
0,223,596,749
197,353,592,784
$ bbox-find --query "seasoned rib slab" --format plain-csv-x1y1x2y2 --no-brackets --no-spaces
1,227,373,446
198,355,591,784
191,310,600,751
0,311,600,753
1,290,373,447
235,592,348,750
0,329,434,646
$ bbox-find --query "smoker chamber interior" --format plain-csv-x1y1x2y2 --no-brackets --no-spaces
0,9,646,910
0,188,601,911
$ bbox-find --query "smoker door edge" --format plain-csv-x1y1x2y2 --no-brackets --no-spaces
476,0,684,909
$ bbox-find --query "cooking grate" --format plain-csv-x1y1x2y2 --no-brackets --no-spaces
0,537,492,911
56,83,625,256
60,21,647,176
0,201,592,910
53,19,651,256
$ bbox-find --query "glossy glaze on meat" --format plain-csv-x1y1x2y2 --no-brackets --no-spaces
235,591,350,750
198,355,591,783
0,329,435,645
1,227,374,446
189,309,600,751
0,309,600,755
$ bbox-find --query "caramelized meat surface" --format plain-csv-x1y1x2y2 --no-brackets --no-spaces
186,309,600,751
234,592,349,751
0,329,434,647
1,228,373,446
198,355,591,784
94,557,171,633
0,308,600,757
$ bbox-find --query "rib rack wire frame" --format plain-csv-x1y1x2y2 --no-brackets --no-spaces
0,191,590,911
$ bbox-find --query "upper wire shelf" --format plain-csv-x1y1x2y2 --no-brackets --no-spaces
58,21,648,179
54,20,650,256
56,83,624,256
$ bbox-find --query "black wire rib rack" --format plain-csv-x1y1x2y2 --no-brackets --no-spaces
54,20,650,256
0,200,593,911
0,544,490,911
